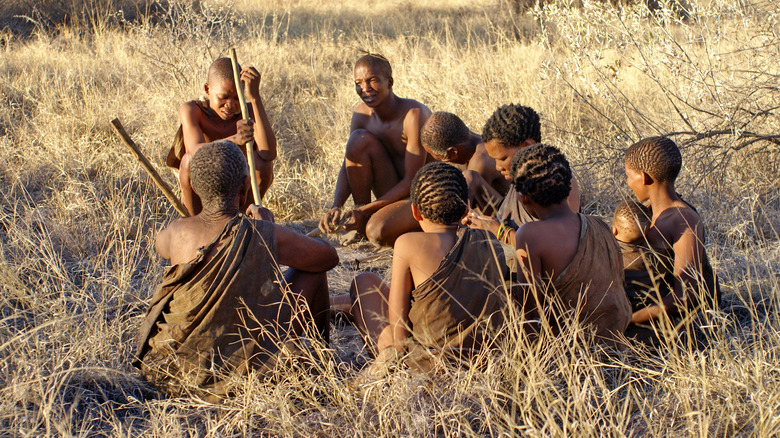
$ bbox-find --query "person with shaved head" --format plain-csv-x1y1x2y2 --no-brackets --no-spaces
168,57,277,215
137,141,338,400
420,111,511,214
318,53,432,247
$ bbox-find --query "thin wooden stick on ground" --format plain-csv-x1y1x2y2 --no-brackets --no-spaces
110,118,190,217
230,48,262,207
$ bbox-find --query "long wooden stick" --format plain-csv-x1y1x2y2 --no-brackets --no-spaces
110,118,190,217
229,48,262,207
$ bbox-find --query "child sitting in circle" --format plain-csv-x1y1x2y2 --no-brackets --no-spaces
506,143,631,344
341,161,510,365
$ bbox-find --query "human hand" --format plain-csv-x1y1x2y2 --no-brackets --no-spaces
461,209,500,235
341,207,369,232
246,204,275,222
232,119,255,145
240,66,262,99
319,206,344,233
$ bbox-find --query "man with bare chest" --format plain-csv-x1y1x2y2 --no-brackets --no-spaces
318,53,432,247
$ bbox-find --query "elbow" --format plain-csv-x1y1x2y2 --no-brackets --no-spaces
258,149,276,161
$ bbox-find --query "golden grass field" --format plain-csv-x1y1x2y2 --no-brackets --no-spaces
0,0,779,435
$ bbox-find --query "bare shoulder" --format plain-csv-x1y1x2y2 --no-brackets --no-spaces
400,98,431,119
515,221,547,247
655,203,704,238
155,217,191,260
179,100,201,119
394,231,428,250
350,103,371,131
353,102,372,116
468,143,493,172
393,231,432,259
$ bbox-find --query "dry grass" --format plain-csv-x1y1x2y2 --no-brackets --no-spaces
0,0,778,435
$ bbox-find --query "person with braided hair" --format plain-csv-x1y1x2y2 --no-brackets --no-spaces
461,104,580,249
336,162,509,368
623,136,719,336
136,141,338,400
420,112,510,213
510,143,631,343
318,53,432,247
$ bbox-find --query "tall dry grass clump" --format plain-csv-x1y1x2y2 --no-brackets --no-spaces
0,0,778,435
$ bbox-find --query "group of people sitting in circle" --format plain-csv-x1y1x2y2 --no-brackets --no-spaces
133,53,719,400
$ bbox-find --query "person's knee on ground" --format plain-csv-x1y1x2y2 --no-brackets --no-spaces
364,214,393,246
286,269,331,344
364,201,422,247
348,272,389,350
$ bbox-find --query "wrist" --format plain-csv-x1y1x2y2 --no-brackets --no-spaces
488,220,501,236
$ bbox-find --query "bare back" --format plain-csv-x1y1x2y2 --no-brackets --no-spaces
646,201,706,283
394,230,458,286
155,215,234,266
515,211,581,282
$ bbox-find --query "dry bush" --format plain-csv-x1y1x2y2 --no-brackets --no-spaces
0,0,779,435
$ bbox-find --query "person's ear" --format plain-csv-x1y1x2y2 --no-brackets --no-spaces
445,146,459,162
520,138,538,148
411,203,423,222
518,193,533,206
641,171,654,186
613,226,619,236
204,82,210,95
388,76,394,88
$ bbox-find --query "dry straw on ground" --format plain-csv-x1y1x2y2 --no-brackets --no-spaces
0,0,778,436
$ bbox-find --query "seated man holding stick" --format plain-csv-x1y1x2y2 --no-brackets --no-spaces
318,53,432,247
136,140,337,400
168,57,276,215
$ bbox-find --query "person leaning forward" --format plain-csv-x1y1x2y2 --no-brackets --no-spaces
135,140,337,400
170,57,277,216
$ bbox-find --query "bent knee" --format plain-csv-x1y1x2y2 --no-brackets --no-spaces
346,129,382,156
350,272,383,301
365,216,393,247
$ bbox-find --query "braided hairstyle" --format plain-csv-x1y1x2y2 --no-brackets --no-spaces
355,53,392,80
410,162,468,225
190,140,248,211
421,112,471,158
509,143,572,207
625,136,682,183
207,57,239,84
481,104,541,147
612,199,651,242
